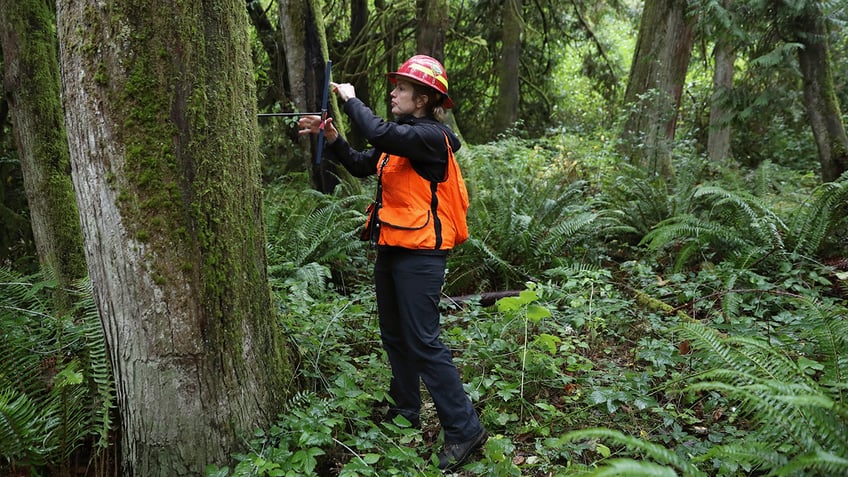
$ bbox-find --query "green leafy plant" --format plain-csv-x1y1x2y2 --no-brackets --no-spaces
0,269,114,474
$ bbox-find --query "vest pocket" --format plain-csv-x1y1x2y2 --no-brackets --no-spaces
377,206,430,230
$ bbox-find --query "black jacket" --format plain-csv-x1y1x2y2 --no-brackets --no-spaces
327,98,462,182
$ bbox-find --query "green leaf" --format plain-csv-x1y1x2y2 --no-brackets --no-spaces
496,296,522,312
535,333,561,355
526,303,551,323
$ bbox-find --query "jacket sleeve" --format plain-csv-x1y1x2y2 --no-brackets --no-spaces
326,136,380,178
342,98,458,165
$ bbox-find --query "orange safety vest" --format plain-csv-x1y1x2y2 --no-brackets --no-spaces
362,135,469,250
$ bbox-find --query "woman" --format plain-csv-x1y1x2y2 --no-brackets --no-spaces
298,55,487,471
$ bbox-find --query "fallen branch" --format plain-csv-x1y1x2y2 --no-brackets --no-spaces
442,290,521,308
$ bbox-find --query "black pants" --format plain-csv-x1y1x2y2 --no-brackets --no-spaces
374,247,483,443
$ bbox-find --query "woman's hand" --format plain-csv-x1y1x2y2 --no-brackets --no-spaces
297,115,338,144
331,82,356,102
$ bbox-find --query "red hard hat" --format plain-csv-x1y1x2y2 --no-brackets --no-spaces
387,55,454,109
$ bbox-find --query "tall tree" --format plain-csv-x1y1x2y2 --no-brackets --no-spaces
56,1,294,474
706,0,735,164
792,1,848,182
416,0,448,60
247,0,288,110
620,0,694,179
0,0,87,309
493,0,522,135
278,0,338,192
415,0,463,138
344,0,371,149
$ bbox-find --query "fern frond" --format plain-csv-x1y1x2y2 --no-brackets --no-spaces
560,428,706,477
0,268,114,467
771,449,848,477
785,176,848,256
679,320,848,473
584,459,678,477
534,211,602,259
0,389,52,463
691,440,785,471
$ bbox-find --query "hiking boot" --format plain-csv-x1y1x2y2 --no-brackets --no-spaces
437,428,488,471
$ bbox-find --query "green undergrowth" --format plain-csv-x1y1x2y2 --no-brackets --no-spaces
2,132,845,476
211,135,848,476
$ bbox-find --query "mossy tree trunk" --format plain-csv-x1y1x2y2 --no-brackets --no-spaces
493,0,522,135
620,0,694,180
56,0,294,474
793,2,848,183
0,0,87,310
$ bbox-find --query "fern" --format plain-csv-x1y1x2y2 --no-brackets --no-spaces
677,312,848,475
559,427,707,477
785,175,848,257
452,145,616,292
640,184,789,272
0,269,114,470
264,181,371,294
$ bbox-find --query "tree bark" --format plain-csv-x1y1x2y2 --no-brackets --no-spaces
344,0,371,149
56,1,294,474
794,2,848,182
376,0,398,118
707,37,734,164
416,0,448,61
493,0,522,135
247,0,288,110
278,0,338,192
0,0,87,309
620,0,694,180
415,0,463,139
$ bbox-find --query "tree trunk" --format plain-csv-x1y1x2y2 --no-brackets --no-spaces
247,0,288,110
493,0,522,135
0,0,87,309
794,2,848,182
620,0,694,180
278,0,338,192
56,1,294,474
707,37,734,164
344,0,371,149
415,0,463,139
376,0,398,117
416,0,447,60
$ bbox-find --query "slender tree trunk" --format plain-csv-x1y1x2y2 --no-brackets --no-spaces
493,0,522,135
416,0,447,60
247,0,288,110
415,0,463,139
620,0,694,180
57,1,293,474
707,38,734,163
794,3,848,182
279,0,338,192
0,0,87,310
376,0,398,117
345,0,371,149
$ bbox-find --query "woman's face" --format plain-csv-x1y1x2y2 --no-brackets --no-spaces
390,80,426,117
